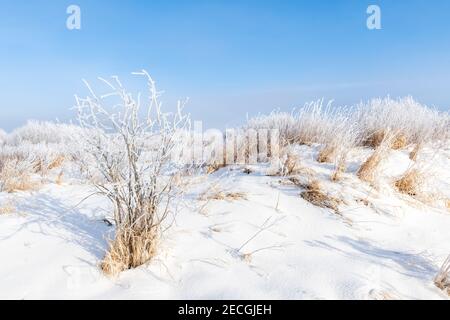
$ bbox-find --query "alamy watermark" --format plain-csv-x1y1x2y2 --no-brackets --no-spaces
367,5,382,30
173,122,281,167
66,5,81,30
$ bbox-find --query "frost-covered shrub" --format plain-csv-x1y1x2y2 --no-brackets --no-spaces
0,129,7,145
295,100,354,146
355,97,449,147
6,120,83,146
1,121,87,178
75,71,190,276
247,99,357,149
0,152,38,193
247,96,449,156
246,111,298,146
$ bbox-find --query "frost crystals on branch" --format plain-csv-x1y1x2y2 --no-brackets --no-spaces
75,70,190,276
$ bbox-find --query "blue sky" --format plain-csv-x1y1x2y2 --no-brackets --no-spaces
1,0,450,131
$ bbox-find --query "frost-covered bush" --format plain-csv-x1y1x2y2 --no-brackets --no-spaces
247,96,449,156
6,120,83,146
247,99,357,148
0,129,7,145
0,150,39,193
75,71,190,276
355,96,449,147
246,111,298,146
1,121,87,178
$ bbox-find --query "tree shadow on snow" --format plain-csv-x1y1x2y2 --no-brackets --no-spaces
305,236,437,280
1,193,111,260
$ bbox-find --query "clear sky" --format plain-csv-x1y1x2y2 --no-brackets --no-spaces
1,0,450,131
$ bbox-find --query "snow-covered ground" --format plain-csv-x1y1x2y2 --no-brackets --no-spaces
0,144,449,300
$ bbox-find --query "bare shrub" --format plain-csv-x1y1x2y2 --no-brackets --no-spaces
435,256,450,295
75,71,189,276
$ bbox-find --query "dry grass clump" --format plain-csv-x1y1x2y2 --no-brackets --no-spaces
317,144,336,163
300,180,341,213
357,147,386,184
101,227,159,277
391,133,408,150
331,155,347,182
47,155,65,170
356,97,449,148
200,189,247,202
409,143,422,161
32,153,67,176
267,148,304,177
281,152,302,176
0,157,39,193
363,130,407,150
394,169,424,197
434,256,450,296
0,201,15,215
205,162,226,174
363,130,386,149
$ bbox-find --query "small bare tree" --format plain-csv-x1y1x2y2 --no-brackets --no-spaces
75,70,190,276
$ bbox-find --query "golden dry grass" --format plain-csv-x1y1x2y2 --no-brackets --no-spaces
200,190,247,202
317,144,336,163
391,133,408,150
364,130,408,150
0,158,40,193
0,202,15,215
409,143,422,161
300,180,341,213
364,130,386,148
101,227,159,277
47,155,65,170
205,162,227,174
266,152,302,177
282,152,301,176
394,169,423,197
357,148,385,184
331,155,347,182
56,171,64,185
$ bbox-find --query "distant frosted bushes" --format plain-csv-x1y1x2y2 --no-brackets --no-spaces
246,96,449,151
